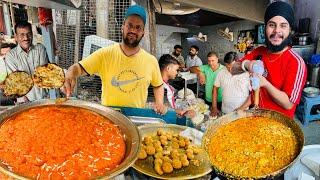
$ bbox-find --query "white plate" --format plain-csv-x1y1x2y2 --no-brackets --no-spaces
284,145,320,180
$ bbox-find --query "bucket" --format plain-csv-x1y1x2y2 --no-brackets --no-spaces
307,63,320,87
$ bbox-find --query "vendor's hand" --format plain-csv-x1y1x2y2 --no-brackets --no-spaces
176,109,187,117
199,73,206,85
256,73,268,87
250,73,268,90
210,106,220,117
185,110,196,119
251,60,264,75
0,83,4,90
153,103,167,115
61,73,77,98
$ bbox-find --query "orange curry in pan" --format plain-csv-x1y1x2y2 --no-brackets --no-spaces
0,106,126,179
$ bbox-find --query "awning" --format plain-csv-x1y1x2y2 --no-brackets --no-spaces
3,0,81,10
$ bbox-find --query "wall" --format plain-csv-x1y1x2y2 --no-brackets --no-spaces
295,0,320,41
174,0,268,23
155,25,188,59
182,20,260,64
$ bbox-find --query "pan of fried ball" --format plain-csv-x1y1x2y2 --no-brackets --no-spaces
133,124,212,179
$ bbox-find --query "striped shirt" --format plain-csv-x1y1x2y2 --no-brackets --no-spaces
5,44,49,101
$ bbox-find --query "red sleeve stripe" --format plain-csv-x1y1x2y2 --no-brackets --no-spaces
288,49,306,103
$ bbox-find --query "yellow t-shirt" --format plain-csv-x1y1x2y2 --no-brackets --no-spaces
79,43,163,108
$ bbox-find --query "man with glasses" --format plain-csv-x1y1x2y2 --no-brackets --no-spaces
63,5,167,114
4,21,49,103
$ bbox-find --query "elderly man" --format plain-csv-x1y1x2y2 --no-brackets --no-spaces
232,1,307,118
5,21,49,102
63,5,166,114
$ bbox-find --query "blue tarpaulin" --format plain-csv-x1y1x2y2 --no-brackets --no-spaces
310,54,320,65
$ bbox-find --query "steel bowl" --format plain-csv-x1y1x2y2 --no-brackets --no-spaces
202,109,304,179
303,87,320,97
0,99,140,179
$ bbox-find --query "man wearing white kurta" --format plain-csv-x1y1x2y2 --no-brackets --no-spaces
214,69,251,113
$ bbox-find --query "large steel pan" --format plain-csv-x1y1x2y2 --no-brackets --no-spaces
202,109,304,179
0,99,140,179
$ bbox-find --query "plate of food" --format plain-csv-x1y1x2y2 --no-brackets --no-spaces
284,145,320,180
33,63,65,89
133,124,212,179
3,71,33,97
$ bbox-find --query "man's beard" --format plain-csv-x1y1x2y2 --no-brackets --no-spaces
265,33,292,53
189,52,195,57
123,32,142,48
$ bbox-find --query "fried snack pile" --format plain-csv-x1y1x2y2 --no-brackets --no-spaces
3,71,33,97
138,129,201,175
33,63,65,88
208,116,299,177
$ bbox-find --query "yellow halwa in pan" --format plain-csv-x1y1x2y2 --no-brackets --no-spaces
207,116,300,177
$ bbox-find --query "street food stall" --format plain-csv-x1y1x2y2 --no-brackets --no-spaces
0,0,320,179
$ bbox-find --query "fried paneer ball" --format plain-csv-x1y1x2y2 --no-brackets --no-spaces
157,129,165,136
155,163,164,175
185,139,191,147
179,154,188,160
186,152,195,160
166,133,173,140
153,140,161,147
140,128,203,175
170,150,180,159
154,158,163,165
162,161,173,173
155,145,163,153
144,136,153,144
154,152,163,159
160,135,168,141
138,149,148,159
146,145,156,155
160,139,168,146
181,158,189,167
186,148,193,154
179,139,186,148
171,141,180,149
162,156,172,163
172,158,182,169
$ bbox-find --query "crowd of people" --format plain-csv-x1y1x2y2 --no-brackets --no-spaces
159,1,306,119
0,1,307,119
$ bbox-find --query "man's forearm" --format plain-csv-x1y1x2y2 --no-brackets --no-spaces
189,66,201,75
153,85,164,105
264,81,294,110
238,95,251,110
212,86,218,108
67,63,87,78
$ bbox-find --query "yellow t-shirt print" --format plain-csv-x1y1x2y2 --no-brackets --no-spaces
111,70,144,93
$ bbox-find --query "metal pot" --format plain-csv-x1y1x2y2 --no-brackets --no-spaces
202,109,304,179
0,99,140,179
